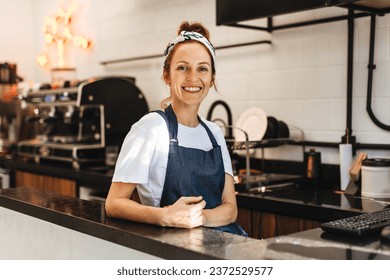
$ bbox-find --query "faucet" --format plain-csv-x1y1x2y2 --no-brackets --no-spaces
207,101,251,186
206,100,233,140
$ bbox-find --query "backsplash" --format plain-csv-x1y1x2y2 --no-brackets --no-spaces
3,0,390,165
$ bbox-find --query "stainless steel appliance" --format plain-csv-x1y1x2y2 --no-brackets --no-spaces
18,76,149,169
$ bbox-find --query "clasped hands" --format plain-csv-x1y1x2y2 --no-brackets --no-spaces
161,196,206,228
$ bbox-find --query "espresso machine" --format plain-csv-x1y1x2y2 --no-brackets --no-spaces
18,76,149,169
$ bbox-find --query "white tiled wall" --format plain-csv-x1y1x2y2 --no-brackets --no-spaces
0,0,34,81
2,0,390,164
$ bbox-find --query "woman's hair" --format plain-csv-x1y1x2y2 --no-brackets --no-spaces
160,21,216,109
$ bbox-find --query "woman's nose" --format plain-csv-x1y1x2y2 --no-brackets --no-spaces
186,69,198,82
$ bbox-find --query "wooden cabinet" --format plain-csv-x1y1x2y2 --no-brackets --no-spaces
15,171,77,197
237,207,321,239
236,207,252,235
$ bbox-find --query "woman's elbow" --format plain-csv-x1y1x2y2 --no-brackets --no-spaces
231,208,238,223
104,199,115,218
227,203,238,224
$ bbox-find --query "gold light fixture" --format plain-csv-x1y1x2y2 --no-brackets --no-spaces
36,0,93,68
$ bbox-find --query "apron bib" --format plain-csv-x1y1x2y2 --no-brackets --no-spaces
154,105,247,236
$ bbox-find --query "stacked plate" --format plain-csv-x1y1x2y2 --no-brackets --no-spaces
263,116,290,140
235,107,289,142
235,107,268,142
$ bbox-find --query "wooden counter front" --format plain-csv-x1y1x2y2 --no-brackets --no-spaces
15,170,77,197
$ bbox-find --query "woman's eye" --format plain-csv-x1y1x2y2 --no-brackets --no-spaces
199,66,209,72
177,65,188,71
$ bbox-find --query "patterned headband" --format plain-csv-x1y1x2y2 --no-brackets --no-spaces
163,31,216,68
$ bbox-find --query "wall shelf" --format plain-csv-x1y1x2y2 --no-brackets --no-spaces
342,0,390,13
216,0,390,32
215,0,390,33
100,40,272,66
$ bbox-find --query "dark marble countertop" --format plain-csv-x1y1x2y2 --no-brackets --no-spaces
3,157,390,222
1,187,390,260
237,187,390,221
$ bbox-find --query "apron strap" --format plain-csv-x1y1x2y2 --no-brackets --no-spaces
199,120,219,148
152,106,178,145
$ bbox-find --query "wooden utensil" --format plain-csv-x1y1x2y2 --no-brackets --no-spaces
349,152,367,182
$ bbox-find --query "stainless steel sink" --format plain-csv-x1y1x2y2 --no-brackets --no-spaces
247,182,298,194
234,173,301,192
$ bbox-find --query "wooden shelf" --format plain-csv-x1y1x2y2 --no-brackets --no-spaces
217,0,390,34
343,0,390,13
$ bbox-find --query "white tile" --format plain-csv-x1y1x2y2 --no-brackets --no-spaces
303,100,334,130
6,0,390,163
358,26,389,63
330,31,348,65
303,36,331,67
278,38,304,69
291,68,319,99
317,66,347,98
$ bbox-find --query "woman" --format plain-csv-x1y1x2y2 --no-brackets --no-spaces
105,21,246,235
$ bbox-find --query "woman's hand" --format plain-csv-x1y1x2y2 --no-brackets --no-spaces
161,196,206,228
106,183,206,229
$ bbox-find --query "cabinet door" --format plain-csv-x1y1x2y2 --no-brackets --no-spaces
299,219,321,232
238,209,321,239
15,171,77,197
237,208,252,236
254,211,322,239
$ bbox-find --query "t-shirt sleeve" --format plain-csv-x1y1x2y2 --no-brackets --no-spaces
112,113,166,184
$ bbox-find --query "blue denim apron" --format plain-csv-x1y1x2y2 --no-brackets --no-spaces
154,105,247,236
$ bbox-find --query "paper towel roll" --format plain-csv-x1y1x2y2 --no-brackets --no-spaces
339,144,353,190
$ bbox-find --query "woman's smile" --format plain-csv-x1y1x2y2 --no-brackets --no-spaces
182,86,202,93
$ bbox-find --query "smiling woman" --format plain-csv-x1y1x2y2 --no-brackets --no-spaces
166,43,213,118
161,23,217,112
105,21,247,236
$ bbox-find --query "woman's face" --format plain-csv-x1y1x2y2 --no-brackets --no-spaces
166,42,214,107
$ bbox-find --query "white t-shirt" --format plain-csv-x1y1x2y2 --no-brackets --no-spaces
112,112,233,207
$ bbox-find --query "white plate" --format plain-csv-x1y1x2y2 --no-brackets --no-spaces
235,107,267,142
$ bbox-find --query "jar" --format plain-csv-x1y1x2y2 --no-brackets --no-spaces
303,148,321,179
361,158,390,198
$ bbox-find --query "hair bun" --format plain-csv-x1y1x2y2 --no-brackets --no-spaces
178,21,210,40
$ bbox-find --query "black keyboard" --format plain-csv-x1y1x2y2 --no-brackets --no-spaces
321,208,390,236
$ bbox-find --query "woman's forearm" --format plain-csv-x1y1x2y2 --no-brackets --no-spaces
105,197,165,226
202,201,238,227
